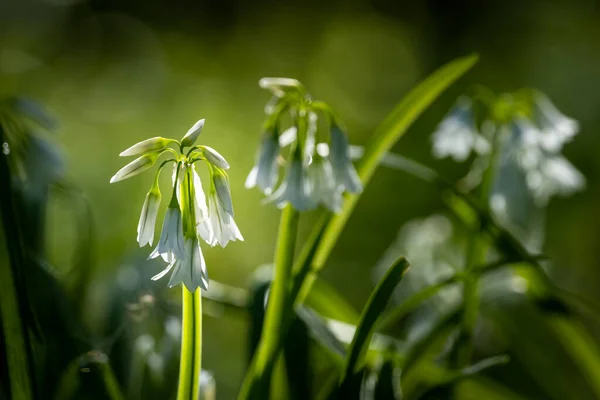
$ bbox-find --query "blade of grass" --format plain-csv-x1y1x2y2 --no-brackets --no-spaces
341,258,410,383
0,122,36,400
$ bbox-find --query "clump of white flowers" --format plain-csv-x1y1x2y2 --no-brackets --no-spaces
111,119,243,291
432,89,585,207
245,78,362,212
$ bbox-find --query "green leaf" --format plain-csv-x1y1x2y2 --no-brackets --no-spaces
340,258,410,385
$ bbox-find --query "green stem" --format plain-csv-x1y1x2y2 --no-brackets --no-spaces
454,125,500,367
177,288,202,400
238,205,299,399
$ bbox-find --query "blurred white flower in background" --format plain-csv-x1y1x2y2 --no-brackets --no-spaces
432,97,489,162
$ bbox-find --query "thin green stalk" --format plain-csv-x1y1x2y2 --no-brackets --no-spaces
454,125,500,368
177,288,202,400
238,205,299,399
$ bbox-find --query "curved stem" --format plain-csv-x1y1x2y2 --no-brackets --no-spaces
177,288,202,400
237,205,299,399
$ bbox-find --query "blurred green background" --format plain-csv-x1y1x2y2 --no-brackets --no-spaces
1,0,600,398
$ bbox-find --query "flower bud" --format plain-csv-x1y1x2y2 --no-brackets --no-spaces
180,119,205,148
120,137,171,156
110,153,160,183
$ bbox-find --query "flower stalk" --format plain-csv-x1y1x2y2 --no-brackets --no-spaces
237,204,299,399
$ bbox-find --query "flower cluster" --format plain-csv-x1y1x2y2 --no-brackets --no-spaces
245,78,362,212
111,119,243,291
432,90,584,206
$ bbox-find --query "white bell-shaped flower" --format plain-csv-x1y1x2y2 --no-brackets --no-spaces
532,92,579,153
431,97,488,162
152,237,209,291
265,155,315,211
137,183,161,247
205,169,243,247
329,126,362,194
307,152,343,213
245,130,281,195
149,204,186,262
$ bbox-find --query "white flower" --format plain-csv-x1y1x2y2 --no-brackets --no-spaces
533,92,579,152
307,153,343,212
329,126,362,194
152,237,209,291
119,137,171,156
199,145,230,170
245,131,281,195
149,205,186,261
509,119,585,205
205,170,243,247
265,158,315,211
190,166,213,244
180,119,205,148
431,97,488,162
526,156,585,206
137,184,161,247
110,153,160,183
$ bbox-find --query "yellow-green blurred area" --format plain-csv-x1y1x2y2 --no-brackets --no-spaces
2,0,600,398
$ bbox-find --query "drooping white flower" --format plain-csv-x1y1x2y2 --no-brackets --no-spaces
190,165,213,245
110,153,161,183
245,130,281,195
532,92,579,153
152,237,209,292
329,126,362,194
149,205,186,262
119,137,171,156
137,183,161,247
508,119,585,206
307,152,343,212
180,119,205,148
265,156,315,211
431,97,488,162
205,169,243,247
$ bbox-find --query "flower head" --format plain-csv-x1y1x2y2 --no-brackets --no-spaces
111,117,242,292
248,78,362,212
